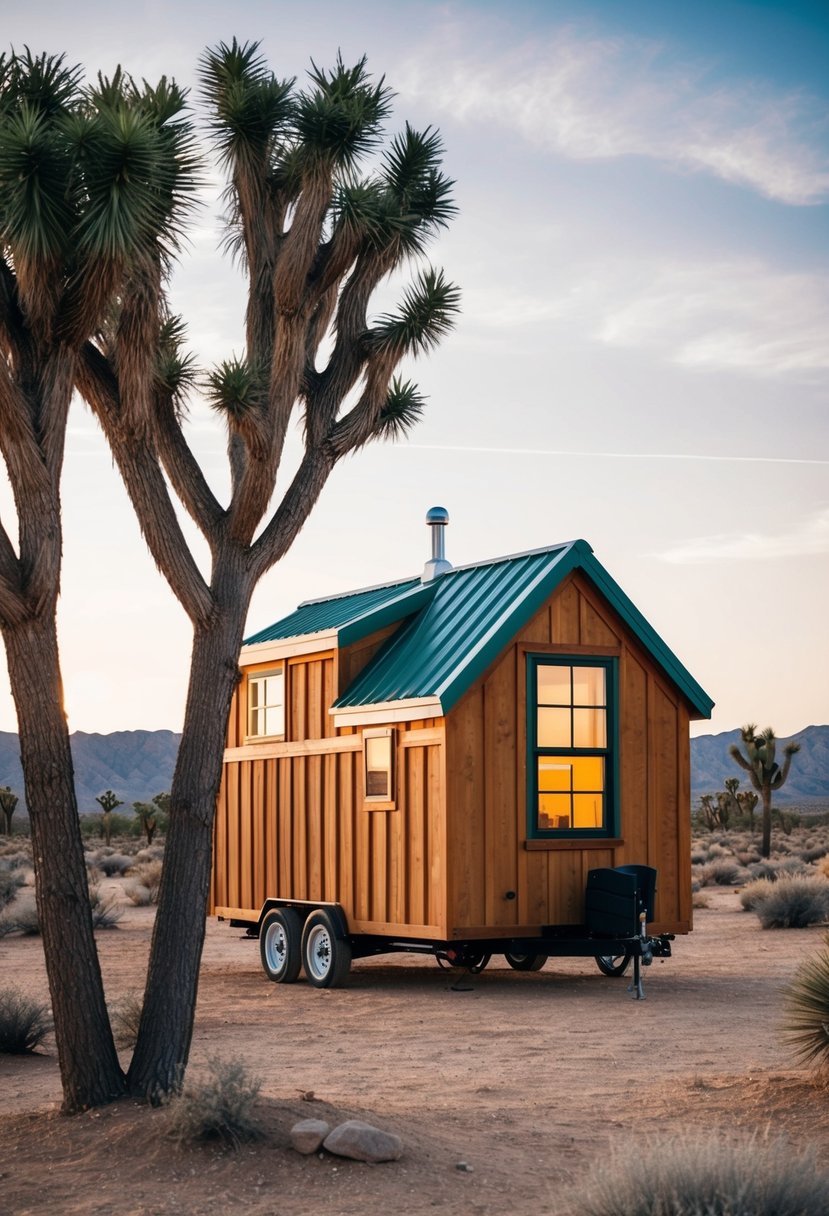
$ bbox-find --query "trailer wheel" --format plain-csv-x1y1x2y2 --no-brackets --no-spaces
596,952,632,977
301,910,352,988
260,908,303,983
504,951,547,972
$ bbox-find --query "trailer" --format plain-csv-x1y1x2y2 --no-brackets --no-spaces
211,509,713,996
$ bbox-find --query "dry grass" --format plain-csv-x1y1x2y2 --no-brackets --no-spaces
0,988,51,1054
573,1135,829,1216
164,1058,266,1148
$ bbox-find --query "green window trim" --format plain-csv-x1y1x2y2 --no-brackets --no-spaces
526,654,618,840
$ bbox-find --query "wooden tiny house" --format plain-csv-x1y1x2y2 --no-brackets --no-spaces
211,513,713,988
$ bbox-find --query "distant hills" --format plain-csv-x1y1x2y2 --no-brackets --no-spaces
0,723,826,815
690,724,829,805
0,730,179,814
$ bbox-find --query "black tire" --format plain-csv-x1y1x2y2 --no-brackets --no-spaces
504,951,547,972
596,952,632,977
301,909,352,988
260,907,303,983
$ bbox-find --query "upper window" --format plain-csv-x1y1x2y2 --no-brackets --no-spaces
247,668,285,739
362,728,396,808
529,658,615,837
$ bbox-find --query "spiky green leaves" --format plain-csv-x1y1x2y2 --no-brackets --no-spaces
0,48,201,338
204,357,267,423
295,54,391,174
785,932,829,1073
368,268,461,357
199,39,294,172
373,377,426,442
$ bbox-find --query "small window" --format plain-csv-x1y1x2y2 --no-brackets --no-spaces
247,668,285,739
362,728,396,809
529,657,615,838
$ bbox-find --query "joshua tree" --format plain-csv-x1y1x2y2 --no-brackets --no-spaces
132,792,167,845
737,789,758,831
0,48,199,1111
4,41,458,1108
0,785,18,834
730,724,800,858
95,791,123,846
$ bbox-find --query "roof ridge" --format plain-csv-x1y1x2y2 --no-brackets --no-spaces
297,540,586,609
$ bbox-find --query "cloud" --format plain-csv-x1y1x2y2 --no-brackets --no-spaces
591,258,829,377
656,506,829,564
397,21,829,205
459,253,829,380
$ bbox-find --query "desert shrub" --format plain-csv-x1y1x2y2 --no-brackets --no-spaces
691,890,710,909
705,842,731,860
755,877,829,929
165,1058,265,1148
94,852,134,877
111,991,143,1049
0,893,40,936
740,879,774,911
819,856,829,880
133,844,164,865
785,932,829,1077
748,857,808,882
801,844,829,864
690,848,707,866
0,847,30,868
88,886,122,929
0,867,24,910
575,1135,829,1216
700,859,747,887
0,988,51,1054
128,859,162,903
124,882,152,906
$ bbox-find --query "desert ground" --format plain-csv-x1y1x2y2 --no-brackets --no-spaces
1,855,829,1216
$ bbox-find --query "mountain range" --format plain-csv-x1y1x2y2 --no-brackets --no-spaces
1,724,827,815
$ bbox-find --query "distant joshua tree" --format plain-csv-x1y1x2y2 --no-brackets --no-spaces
0,786,18,835
95,791,123,847
730,725,800,858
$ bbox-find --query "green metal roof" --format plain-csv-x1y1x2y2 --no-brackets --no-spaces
244,576,421,644
245,540,714,719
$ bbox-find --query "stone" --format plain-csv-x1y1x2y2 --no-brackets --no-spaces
290,1118,331,1155
323,1119,403,1163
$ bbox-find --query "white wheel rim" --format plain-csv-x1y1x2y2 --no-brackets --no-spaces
306,924,332,982
264,922,288,973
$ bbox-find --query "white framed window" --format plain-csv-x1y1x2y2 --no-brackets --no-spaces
362,727,396,808
247,668,285,739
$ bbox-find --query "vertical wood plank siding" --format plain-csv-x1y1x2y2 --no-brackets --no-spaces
444,572,692,935
211,573,694,939
212,650,447,935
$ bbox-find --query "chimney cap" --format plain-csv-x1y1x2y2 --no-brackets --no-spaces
426,505,449,525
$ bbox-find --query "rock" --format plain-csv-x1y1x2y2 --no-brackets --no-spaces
290,1118,331,1155
323,1119,403,1163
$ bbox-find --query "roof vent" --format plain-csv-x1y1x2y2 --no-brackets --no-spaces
422,506,453,582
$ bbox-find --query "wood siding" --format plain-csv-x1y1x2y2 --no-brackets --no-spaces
445,572,693,936
214,570,695,942
212,643,447,935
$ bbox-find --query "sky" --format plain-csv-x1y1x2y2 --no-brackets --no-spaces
1,0,827,740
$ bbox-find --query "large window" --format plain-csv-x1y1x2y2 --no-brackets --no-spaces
528,658,615,837
247,668,285,739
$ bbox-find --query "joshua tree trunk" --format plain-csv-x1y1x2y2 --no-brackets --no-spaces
761,787,773,860
3,616,125,1112
127,573,249,1100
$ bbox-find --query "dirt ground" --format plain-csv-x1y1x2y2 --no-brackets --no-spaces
1,885,828,1216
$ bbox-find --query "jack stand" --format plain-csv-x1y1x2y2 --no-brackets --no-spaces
628,953,646,1000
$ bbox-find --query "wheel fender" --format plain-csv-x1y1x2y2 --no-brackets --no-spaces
257,900,350,939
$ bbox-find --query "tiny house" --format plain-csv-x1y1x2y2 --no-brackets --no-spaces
211,510,713,990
